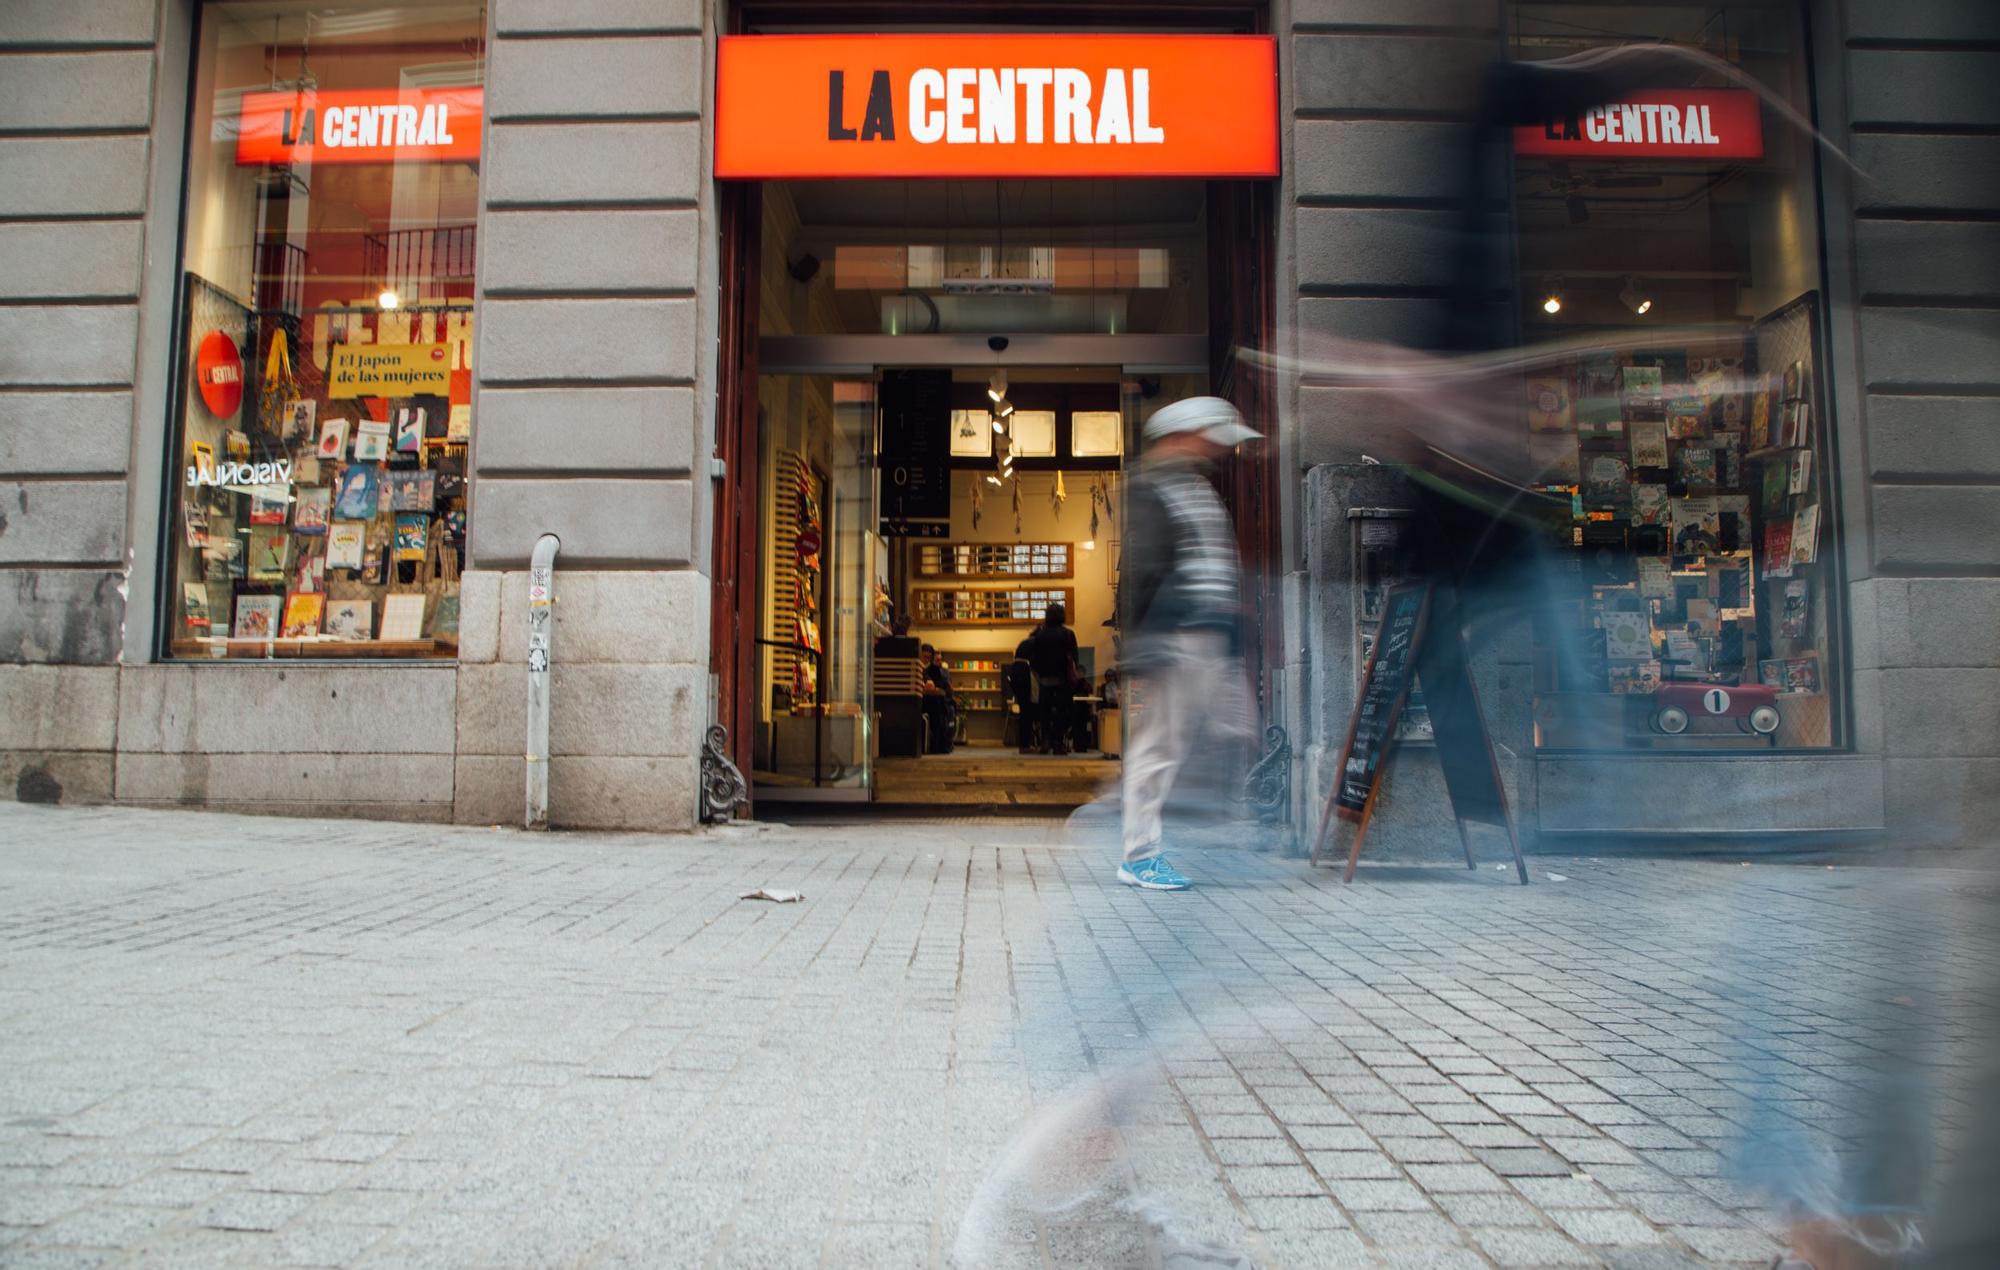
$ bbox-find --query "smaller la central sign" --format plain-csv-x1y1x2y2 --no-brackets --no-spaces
1515,88,1763,160
235,87,482,166
716,35,1279,178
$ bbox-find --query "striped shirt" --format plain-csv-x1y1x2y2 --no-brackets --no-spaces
1152,457,1239,629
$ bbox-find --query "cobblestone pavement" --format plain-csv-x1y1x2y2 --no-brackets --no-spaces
0,802,1990,1269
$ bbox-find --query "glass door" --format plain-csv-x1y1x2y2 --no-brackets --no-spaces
754,374,878,796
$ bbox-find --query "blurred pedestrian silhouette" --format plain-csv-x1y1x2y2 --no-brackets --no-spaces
1115,396,1260,891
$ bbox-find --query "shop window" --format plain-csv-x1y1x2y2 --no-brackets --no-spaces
164,1,482,659
1510,3,1841,750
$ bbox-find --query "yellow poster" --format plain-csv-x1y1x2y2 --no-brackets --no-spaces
327,343,451,398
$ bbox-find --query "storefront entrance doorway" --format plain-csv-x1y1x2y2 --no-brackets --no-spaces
712,175,1275,813
747,360,1201,807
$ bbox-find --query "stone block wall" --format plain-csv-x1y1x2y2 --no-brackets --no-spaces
1834,0,2000,837
0,0,158,804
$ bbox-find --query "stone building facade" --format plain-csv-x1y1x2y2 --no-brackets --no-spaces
0,0,1993,841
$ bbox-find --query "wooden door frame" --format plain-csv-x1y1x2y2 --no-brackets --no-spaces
711,179,763,798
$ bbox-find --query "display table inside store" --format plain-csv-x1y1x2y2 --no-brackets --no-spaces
172,637,456,659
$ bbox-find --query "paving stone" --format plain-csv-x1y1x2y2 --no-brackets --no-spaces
195,1190,313,1233
1434,1191,1543,1226
1475,1147,1573,1177
1470,1226,1600,1267
1547,1207,1667,1246
1241,1196,1350,1230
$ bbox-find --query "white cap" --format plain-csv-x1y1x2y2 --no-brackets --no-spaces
1141,395,1261,449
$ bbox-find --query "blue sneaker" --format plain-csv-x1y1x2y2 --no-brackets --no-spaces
1117,854,1191,890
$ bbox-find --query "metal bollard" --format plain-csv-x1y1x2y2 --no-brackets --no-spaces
525,533,560,829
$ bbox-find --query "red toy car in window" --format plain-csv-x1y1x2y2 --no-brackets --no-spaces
1650,662,1781,736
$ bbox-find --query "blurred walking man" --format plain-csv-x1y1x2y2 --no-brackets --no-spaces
1116,397,1260,890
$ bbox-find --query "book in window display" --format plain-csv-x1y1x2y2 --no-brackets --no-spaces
386,470,434,512
292,487,330,535
316,416,349,460
354,419,390,461
1670,497,1719,556
1762,519,1793,578
286,398,316,441
1761,461,1789,514
1779,578,1811,639
1576,354,1624,437
1602,609,1651,662
291,543,323,596
1665,394,1706,440
181,501,210,550
182,582,212,635
1637,556,1673,599
393,513,428,563
1581,455,1630,509
232,593,279,640
326,522,365,571
1618,364,1663,415
1778,400,1811,449
394,406,425,455
1675,445,1718,489
1630,483,1667,527
1526,375,1574,432
324,599,373,641
1788,451,1813,495
379,593,425,642
246,527,288,581
1790,504,1820,567
248,486,288,526
280,592,323,639
1628,420,1668,469
333,464,379,520
1749,389,1774,450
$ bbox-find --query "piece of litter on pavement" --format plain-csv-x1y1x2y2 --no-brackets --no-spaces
1546,872,1570,883
739,888,804,903
1495,864,1508,871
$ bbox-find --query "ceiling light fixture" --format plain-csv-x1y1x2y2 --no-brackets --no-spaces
377,288,401,311
1541,278,1563,316
994,398,1016,419
1619,275,1653,316
987,370,1007,402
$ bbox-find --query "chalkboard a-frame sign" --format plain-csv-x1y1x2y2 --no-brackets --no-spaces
1310,582,1528,884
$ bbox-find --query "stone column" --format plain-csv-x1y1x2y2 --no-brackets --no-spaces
0,0,160,804
454,0,718,829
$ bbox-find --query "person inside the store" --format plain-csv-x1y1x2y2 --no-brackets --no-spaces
1003,638,1038,754
875,612,918,660
918,643,956,755
1025,603,1082,755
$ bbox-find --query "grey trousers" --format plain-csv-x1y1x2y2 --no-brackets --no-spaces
1120,630,1253,863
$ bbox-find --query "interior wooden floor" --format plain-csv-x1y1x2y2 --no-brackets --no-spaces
873,745,1120,808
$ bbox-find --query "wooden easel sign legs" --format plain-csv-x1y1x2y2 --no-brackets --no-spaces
1309,583,1529,885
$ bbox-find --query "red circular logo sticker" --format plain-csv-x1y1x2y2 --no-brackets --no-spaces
795,528,822,561
195,330,244,419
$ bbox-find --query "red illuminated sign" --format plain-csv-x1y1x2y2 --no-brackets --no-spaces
1514,89,1763,160
716,35,1280,179
235,88,482,166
